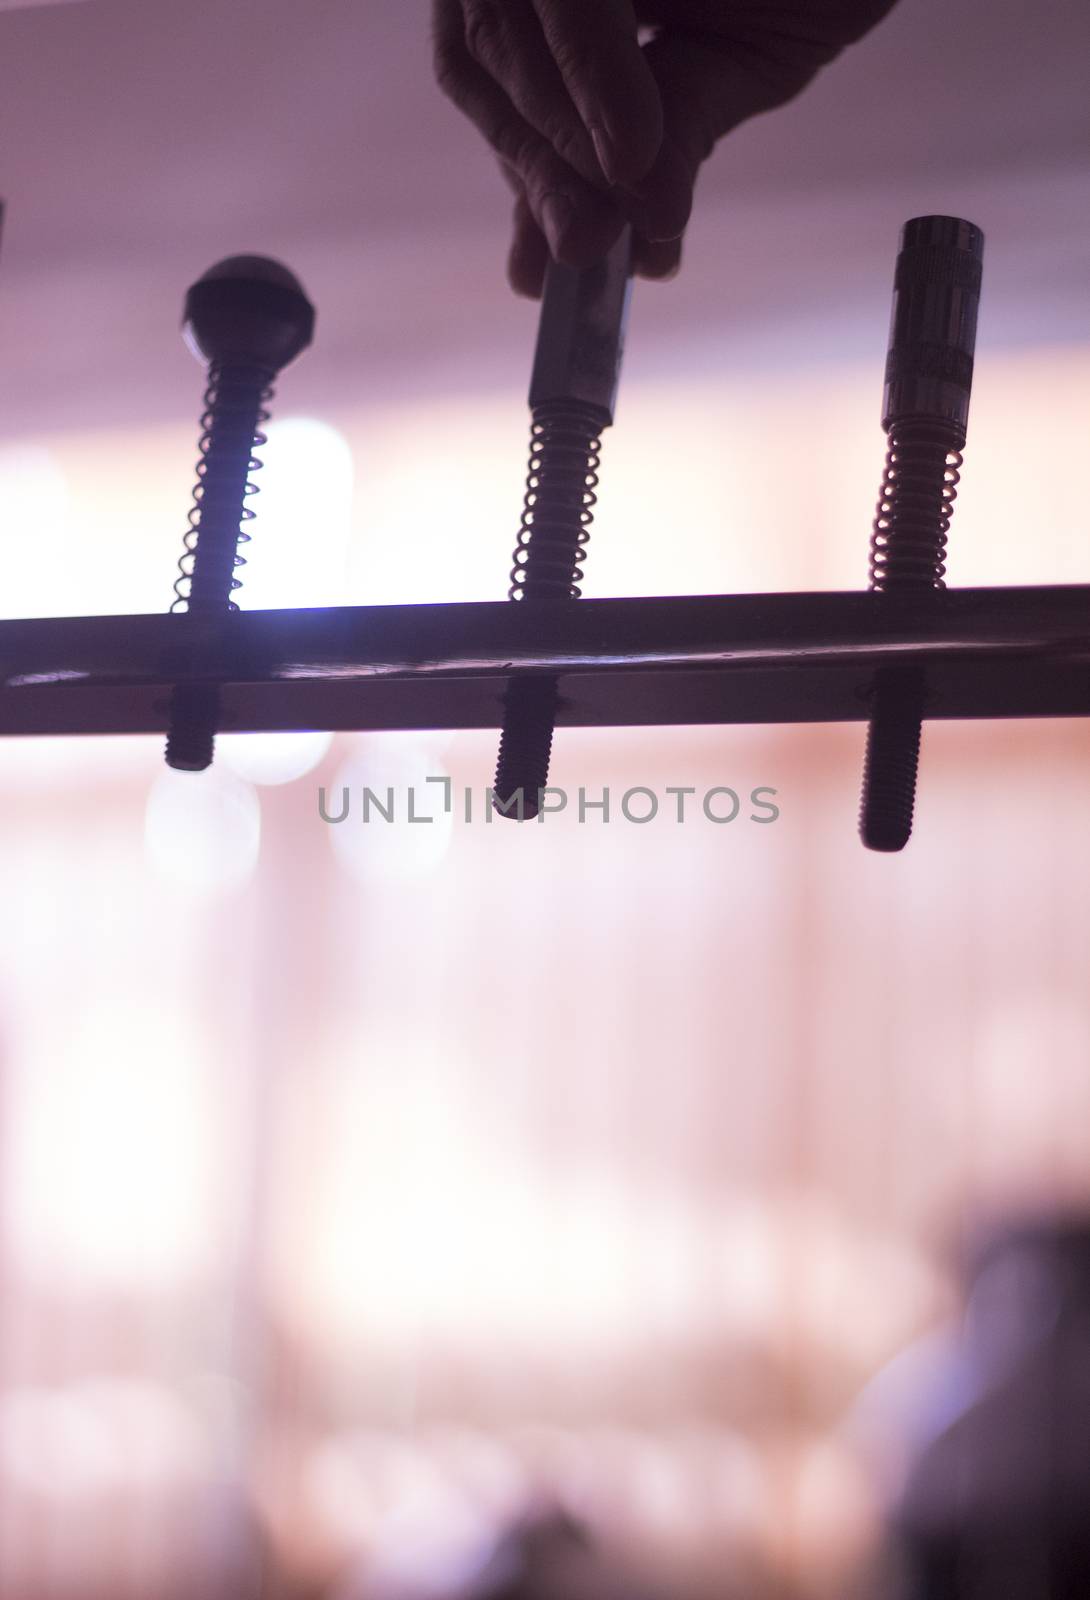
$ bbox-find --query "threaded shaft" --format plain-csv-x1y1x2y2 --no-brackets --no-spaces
493,677,560,819
494,403,604,821
860,215,982,853
859,669,925,851
164,256,314,774
859,420,963,852
185,362,272,613
164,684,220,773
165,362,272,773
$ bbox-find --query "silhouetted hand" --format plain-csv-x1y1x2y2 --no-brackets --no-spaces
433,0,899,295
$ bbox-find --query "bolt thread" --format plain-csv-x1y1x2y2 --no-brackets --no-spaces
494,403,605,821
859,670,924,851
165,360,274,771
493,677,560,819
869,424,963,591
164,684,220,772
859,419,963,852
172,360,275,615
508,405,603,601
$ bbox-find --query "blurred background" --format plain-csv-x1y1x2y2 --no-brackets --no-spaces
0,1,1089,1597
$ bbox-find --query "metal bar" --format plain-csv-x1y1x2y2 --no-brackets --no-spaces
0,587,1088,736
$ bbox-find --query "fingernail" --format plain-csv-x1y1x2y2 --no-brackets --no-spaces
589,124,620,187
541,193,574,258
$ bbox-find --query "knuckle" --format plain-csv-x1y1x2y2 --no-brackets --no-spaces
431,3,468,97
432,38,465,99
462,0,506,68
495,123,539,181
515,142,560,203
545,33,580,83
547,118,595,176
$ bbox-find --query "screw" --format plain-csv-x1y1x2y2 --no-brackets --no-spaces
859,216,983,851
493,228,632,819
164,255,315,771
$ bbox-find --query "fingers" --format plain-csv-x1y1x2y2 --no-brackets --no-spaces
632,232,682,283
437,0,902,296
505,172,681,300
606,6,903,257
433,0,627,266
528,0,664,187
611,26,830,251
612,132,696,244
507,185,549,298
642,18,873,178
460,0,606,189
617,3,901,268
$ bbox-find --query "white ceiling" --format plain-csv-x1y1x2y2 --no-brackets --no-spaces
0,0,1087,438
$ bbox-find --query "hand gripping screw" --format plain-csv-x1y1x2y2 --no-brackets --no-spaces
492,227,633,819
164,255,315,772
859,216,984,851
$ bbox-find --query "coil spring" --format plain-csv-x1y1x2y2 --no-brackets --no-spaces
869,420,965,591
171,360,274,612
509,402,604,601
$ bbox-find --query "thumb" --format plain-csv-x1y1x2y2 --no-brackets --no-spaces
618,27,834,244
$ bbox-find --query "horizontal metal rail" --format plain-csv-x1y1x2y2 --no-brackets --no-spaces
0,587,1088,736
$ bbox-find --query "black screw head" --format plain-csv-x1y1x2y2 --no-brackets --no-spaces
182,255,316,372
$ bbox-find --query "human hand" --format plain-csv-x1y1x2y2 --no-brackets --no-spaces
433,0,899,296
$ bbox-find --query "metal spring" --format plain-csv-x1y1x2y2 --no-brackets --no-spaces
171,360,274,612
869,421,964,591
509,403,604,601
